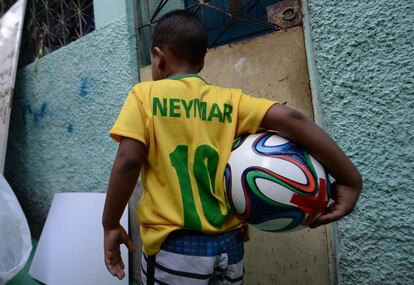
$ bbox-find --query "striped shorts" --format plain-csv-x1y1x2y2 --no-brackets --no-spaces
141,229,244,285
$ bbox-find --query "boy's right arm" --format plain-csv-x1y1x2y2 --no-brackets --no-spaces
102,137,146,280
261,103,363,228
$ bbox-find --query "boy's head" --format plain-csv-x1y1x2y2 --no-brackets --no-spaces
151,10,208,80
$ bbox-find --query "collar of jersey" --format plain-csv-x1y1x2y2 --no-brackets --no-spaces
168,74,209,84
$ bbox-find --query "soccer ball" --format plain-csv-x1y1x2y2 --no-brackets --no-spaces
224,131,333,232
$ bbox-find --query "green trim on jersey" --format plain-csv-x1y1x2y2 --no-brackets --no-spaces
168,74,209,84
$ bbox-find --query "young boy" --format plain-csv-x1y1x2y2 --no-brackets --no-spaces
102,10,362,285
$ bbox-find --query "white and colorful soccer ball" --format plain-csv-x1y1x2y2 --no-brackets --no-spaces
224,132,333,232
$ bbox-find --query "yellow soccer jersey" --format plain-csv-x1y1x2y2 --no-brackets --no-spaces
110,74,275,255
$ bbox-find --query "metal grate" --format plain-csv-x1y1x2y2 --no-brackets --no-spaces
17,0,95,66
0,0,17,18
137,0,282,66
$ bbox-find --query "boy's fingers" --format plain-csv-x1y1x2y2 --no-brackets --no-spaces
105,261,116,275
112,262,125,280
103,227,131,280
120,227,136,251
113,256,124,270
116,269,125,280
105,251,120,265
126,239,136,252
105,257,125,279
105,250,123,266
309,210,344,228
105,257,112,267
105,256,119,270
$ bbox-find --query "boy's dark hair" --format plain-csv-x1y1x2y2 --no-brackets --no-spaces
151,10,208,66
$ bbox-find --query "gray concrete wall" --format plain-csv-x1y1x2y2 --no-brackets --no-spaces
307,0,413,284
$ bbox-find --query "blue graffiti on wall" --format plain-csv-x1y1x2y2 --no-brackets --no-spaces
23,102,48,124
67,123,74,134
22,104,32,124
34,102,48,122
79,78,91,97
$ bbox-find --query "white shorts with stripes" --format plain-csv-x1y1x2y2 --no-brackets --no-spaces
140,229,244,285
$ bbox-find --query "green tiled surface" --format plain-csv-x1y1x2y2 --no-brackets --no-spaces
7,239,41,285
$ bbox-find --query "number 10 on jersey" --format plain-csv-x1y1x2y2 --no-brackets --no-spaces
170,144,229,231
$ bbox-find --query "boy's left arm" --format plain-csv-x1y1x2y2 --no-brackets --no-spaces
261,104,363,228
102,137,146,280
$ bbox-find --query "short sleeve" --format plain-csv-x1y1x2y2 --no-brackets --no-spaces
236,93,276,137
109,86,148,145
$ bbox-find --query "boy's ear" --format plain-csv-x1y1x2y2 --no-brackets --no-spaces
153,47,166,71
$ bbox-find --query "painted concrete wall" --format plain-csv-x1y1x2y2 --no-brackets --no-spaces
5,16,138,238
307,0,413,284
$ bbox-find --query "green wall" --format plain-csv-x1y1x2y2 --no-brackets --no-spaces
5,15,138,238
307,0,413,284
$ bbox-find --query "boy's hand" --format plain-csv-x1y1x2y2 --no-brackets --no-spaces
103,225,136,280
309,183,362,228
261,104,363,228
